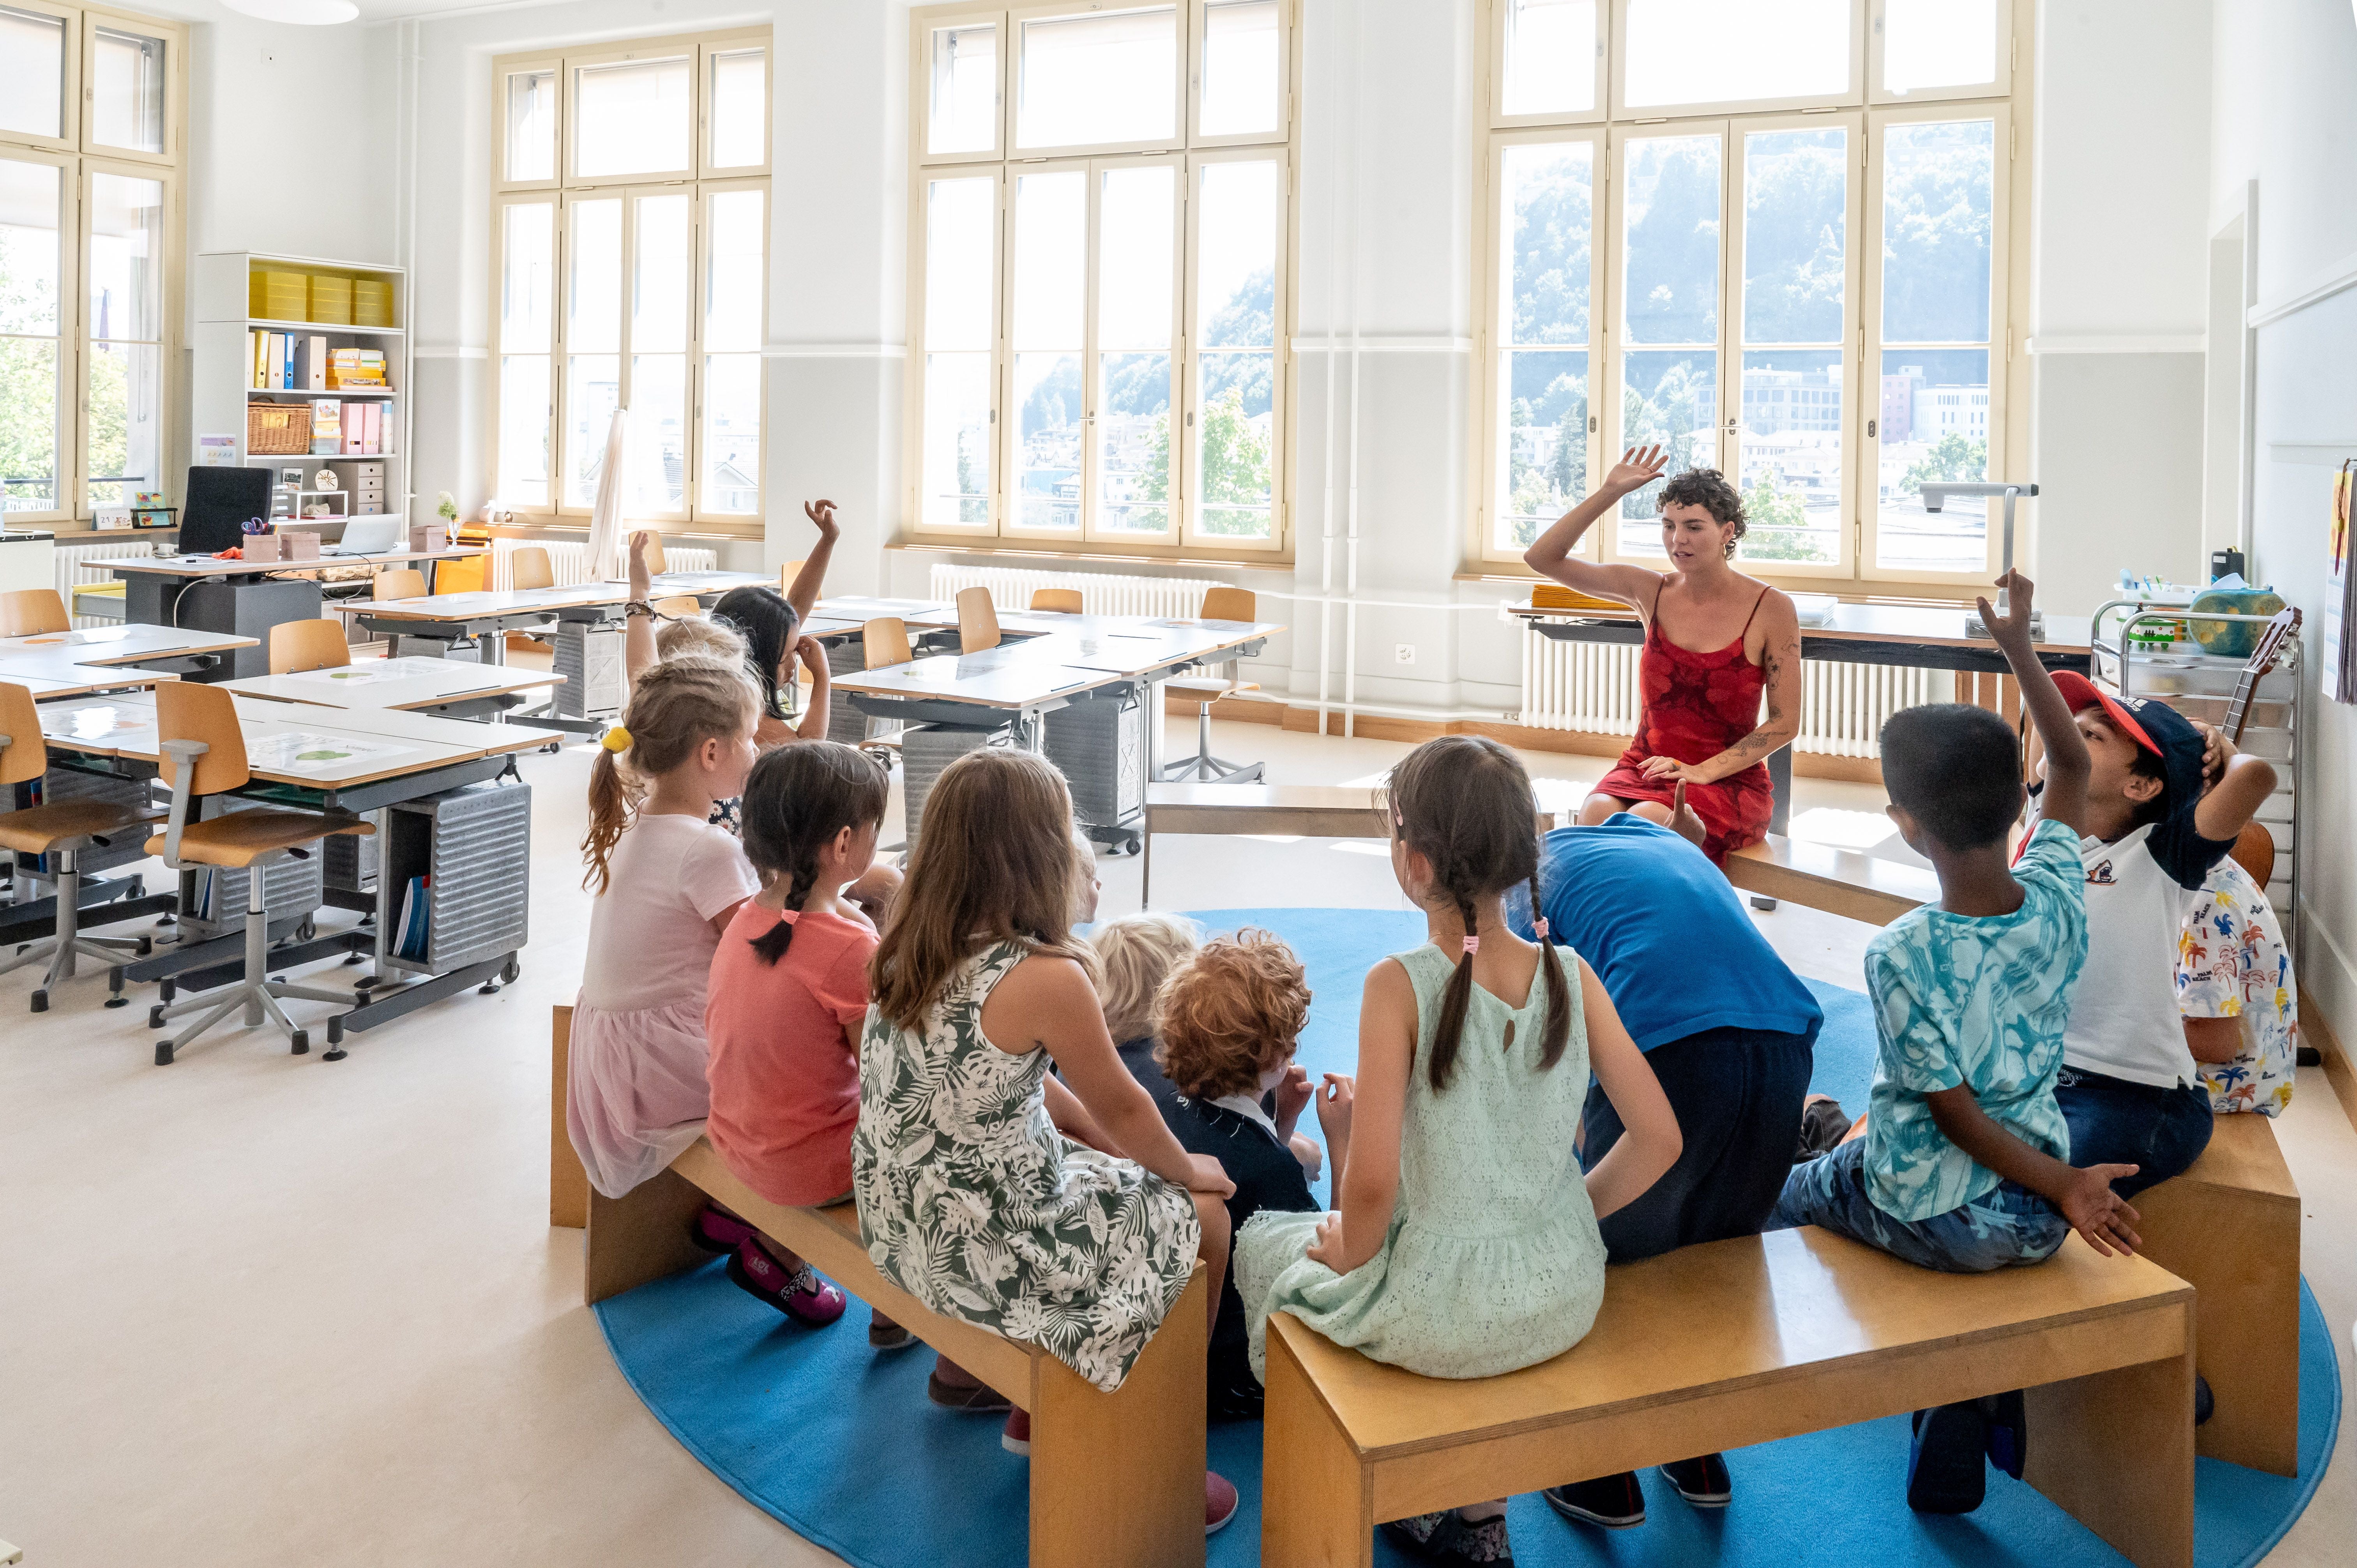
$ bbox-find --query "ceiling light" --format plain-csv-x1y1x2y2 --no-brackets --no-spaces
221,0,359,23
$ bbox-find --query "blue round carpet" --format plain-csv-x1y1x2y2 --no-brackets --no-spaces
596,908,2341,1567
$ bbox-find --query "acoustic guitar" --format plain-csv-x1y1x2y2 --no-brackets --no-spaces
2213,606,2300,888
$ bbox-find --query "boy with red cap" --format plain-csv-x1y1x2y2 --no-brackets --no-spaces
2039,666,2277,1197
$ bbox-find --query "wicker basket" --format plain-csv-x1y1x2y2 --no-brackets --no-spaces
247,402,313,455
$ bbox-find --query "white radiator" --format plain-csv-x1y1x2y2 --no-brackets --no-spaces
489,539,714,591
1518,629,1946,759
55,539,152,627
927,563,1221,618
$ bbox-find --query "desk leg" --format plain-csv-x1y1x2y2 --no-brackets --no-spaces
481,623,506,666
1143,676,1165,781
1768,743,1792,836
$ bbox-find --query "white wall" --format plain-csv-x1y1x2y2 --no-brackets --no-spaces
2209,0,2357,1038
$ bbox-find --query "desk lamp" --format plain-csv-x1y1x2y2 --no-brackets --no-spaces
1921,480,2041,639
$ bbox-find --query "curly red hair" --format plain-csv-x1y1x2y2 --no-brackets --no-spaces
1153,928,1311,1101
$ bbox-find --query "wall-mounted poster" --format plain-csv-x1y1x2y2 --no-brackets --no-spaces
2326,461,2352,704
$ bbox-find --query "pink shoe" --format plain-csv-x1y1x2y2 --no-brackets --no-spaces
726,1240,847,1326
691,1205,757,1254
1206,1471,1239,1536
1002,1409,1031,1457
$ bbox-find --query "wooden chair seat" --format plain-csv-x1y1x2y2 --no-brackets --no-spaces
0,799,163,855
145,810,371,869
1164,674,1259,698
1263,1227,2196,1568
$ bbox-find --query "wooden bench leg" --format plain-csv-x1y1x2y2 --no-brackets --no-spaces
1260,1314,1374,1568
2023,1304,2196,1568
584,1165,712,1307
550,1005,588,1230
1030,1267,1208,1568
2138,1176,2301,1475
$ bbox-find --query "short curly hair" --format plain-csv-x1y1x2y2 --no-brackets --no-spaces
1659,466,1747,555
1089,913,1202,1044
1154,929,1311,1101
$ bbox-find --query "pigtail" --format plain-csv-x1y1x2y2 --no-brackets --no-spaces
1428,889,1480,1093
749,842,822,967
1530,868,1570,1070
581,745,641,894
579,658,760,895
739,741,891,968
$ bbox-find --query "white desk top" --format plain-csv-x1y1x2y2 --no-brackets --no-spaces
0,623,255,665
221,657,562,712
37,689,560,787
814,595,962,629
341,570,770,624
111,546,481,579
0,656,183,697
833,650,1122,710
1511,598,2095,656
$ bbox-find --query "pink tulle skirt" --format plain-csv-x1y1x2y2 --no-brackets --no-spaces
566,994,713,1199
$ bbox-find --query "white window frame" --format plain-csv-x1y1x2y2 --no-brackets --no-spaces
1489,0,1608,129
906,0,1298,560
0,1,184,531
1608,0,1866,121
1470,0,2026,592
487,28,772,538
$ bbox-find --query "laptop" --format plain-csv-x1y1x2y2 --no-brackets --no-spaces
320,518,405,556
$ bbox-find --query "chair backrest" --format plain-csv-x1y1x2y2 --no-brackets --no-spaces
863,616,914,669
1200,586,1255,623
509,546,556,592
633,530,668,575
651,595,701,618
956,585,1000,653
181,465,272,555
0,588,69,637
155,681,251,795
374,567,428,600
269,618,351,674
1030,588,1084,614
778,558,806,594
0,682,46,784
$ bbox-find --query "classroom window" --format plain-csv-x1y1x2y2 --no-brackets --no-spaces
491,29,771,533
0,3,183,527
910,2,1295,556
1475,0,2016,583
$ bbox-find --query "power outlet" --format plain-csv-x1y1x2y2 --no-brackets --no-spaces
1394,643,1416,666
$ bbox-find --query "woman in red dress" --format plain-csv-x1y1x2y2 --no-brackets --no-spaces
1524,447,1803,865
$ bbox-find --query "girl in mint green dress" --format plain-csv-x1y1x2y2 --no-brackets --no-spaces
1234,737,1682,1566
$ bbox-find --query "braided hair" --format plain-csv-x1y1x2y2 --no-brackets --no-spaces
1383,735,1571,1092
739,740,890,964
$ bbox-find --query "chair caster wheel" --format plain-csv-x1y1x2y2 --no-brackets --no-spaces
324,1017,347,1061
290,1030,309,1055
148,1005,166,1029
500,955,520,984
30,990,48,1013
154,1041,175,1065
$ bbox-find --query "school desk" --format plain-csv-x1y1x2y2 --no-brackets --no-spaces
109,549,481,680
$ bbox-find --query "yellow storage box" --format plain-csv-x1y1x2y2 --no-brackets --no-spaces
251,269,308,321
308,274,353,325
352,279,393,328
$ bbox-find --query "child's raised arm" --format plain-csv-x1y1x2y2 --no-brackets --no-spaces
1923,1087,2142,1257
1978,569,2089,838
624,531,660,682
1578,960,1680,1219
783,500,841,624
791,635,832,742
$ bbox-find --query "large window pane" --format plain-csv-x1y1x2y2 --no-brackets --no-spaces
1194,160,1277,539
1737,349,1841,562
1742,126,1846,344
1876,348,1988,571
88,171,162,343
1616,350,1716,553
629,193,690,511
629,353,686,510
86,170,161,510
84,340,157,508
505,69,555,182
1500,0,1596,118
1501,350,1587,549
563,355,619,508
1011,170,1085,530
928,22,1000,155
567,199,621,355
702,354,760,514
1884,0,1998,96
1737,127,1846,565
921,177,994,528
1097,165,1173,535
1624,0,1848,109
1498,141,1593,548
574,57,691,178
1200,0,1279,138
704,189,763,353
1016,7,1177,150
0,7,67,141
91,25,166,154
923,356,992,527
0,159,62,336
925,178,995,353
632,192,689,354
497,355,551,507
1882,119,1993,343
1623,134,1719,345
708,48,766,168
499,203,553,351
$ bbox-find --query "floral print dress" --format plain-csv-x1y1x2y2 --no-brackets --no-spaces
850,939,1202,1392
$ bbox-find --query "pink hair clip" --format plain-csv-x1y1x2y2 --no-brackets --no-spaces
1461,936,1480,956
775,909,800,925
1532,918,1550,941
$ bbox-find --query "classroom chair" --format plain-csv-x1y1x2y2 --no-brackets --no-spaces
0,682,161,1012
632,531,668,576
1159,586,1263,783
651,595,702,618
143,682,372,1064
0,588,70,637
269,618,351,675
509,547,556,592
373,567,428,600
1030,588,1084,614
778,559,805,594
956,586,1000,654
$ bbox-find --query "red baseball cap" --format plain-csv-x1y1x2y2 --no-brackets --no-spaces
2052,671,2159,756
2051,669,2207,817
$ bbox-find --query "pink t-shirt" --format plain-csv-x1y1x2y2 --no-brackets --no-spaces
705,903,878,1208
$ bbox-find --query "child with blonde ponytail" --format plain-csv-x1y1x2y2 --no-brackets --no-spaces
1231,735,1681,1567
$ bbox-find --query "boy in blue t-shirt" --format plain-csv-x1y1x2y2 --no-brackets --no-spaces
1769,572,2142,1515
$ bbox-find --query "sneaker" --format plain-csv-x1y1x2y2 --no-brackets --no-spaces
1982,1390,2028,1480
1205,1471,1240,1537
926,1369,1013,1413
2194,1374,2215,1427
725,1241,847,1327
1542,1471,1646,1529
1906,1402,1989,1514
1379,1510,1515,1564
691,1204,757,1254
1657,1453,1732,1507
1795,1095,1853,1161
1002,1409,1031,1457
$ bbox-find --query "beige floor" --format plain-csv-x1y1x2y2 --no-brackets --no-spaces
1,718,2348,1566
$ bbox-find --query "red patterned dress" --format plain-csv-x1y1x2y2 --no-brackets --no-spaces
1590,587,1775,866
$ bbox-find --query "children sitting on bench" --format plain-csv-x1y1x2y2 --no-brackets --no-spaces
2178,856,2298,1116
1090,911,1203,1109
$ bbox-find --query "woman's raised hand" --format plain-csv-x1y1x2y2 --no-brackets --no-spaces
1602,445,1669,497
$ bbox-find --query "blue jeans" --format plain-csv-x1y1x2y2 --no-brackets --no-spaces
2053,1067,2213,1200
1769,1140,2069,1274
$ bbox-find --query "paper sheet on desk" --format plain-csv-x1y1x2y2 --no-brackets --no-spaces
244,730,421,776
283,657,464,686
12,627,135,648
40,701,152,741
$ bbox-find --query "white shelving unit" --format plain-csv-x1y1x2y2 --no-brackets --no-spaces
192,251,412,526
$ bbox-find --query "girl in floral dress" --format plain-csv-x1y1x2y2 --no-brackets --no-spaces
851,748,1243,1533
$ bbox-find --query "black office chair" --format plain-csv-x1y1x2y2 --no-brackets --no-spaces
180,467,274,554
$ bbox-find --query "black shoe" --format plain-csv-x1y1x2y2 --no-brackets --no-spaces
1907,1403,1989,1514
926,1369,1012,1413
1542,1471,1646,1529
1658,1453,1732,1507
1380,1511,1515,1565
1982,1390,2027,1480
1796,1095,1854,1160
2194,1374,2215,1426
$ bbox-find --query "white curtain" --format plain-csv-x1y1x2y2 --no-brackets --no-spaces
583,407,631,582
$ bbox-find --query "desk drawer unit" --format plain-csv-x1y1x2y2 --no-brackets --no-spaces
184,801,325,938
901,726,1012,849
824,638,871,745
380,780,531,975
1044,687,1145,837
553,623,623,719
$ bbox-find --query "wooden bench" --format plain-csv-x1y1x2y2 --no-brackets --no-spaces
550,1007,1212,1568
1262,1226,2195,1568
1727,833,1939,926
1141,783,1386,906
